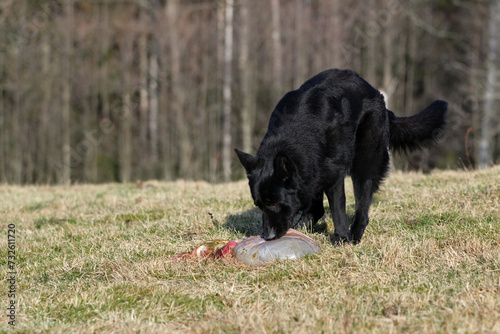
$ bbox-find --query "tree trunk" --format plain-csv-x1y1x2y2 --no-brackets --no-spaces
98,1,110,121
95,0,110,183
222,0,234,182
61,0,73,185
363,3,376,84
470,7,483,170
148,0,160,175
239,0,255,154
120,91,132,183
156,7,171,181
9,2,28,183
294,0,308,88
167,0,190,178
84,20,100,184
138,31,149,174
149,46,159,165
271,0,283,99
479,0,499,169
330,0,341,68
38,33,52,183
382,10,397,110
118,36,134,183
0,16,5,182
405,25,417,116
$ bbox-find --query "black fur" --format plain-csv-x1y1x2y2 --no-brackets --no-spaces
235,69,447,244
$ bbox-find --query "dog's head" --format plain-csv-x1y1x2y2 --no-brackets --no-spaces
235,148,301,240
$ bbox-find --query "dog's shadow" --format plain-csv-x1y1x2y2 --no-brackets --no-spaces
224,193,385,244
224,205,355,243
224,207,262,237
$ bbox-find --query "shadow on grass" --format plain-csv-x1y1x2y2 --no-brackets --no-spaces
223,207,262,237
223,205,357,245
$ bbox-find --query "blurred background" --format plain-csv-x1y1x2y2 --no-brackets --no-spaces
0,0,498,184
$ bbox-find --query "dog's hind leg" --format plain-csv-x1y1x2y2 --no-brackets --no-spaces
325,179,351,244
351,146,390,243
351,177,374,244
349,106,391,243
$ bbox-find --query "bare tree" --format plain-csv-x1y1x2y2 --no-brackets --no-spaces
364,2,377,84
61,0,74,185
98,0,110,121
382,17,397,109
149,43,159,164
239,0,255,154
138,27,149,165
479,0,499,169
222,0,234,182
0,13,5,182
166,0,190,177
293,0,308,88
405,23,417,117
119,37,133,183
330,0,342,67
83,12,100,184
271,0,283,99
8,1,27,184
0,0,496,183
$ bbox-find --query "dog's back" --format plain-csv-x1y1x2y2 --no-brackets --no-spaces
258,69,386,177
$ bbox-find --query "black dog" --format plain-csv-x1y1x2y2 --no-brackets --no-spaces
235,69,447,244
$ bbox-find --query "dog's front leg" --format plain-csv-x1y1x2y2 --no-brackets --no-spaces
325,179,351,245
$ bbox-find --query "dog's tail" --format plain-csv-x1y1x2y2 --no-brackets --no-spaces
388,100,448,152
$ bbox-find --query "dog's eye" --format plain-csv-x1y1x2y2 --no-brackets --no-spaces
269,203,279,208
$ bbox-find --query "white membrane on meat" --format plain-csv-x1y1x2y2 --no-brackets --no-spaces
233,229,321,267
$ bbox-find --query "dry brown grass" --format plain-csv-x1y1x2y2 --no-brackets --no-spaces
0,167,499,333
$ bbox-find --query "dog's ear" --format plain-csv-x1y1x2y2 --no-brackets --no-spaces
234,148,257,175
273,151,295,182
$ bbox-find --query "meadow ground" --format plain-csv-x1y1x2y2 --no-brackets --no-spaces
0,167,499,333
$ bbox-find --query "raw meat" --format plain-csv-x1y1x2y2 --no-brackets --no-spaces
172,239,240,260
232,229,321,267
172,229,321,267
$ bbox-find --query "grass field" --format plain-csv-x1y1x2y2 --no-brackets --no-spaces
1,167,499,333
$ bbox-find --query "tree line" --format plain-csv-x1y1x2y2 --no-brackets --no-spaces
0,0,498,184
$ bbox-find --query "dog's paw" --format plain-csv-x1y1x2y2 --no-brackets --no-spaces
330,233,351,246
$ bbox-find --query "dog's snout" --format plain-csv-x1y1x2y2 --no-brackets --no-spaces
263,227,276,240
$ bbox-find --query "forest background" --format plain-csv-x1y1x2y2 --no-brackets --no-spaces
0,0,499,184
